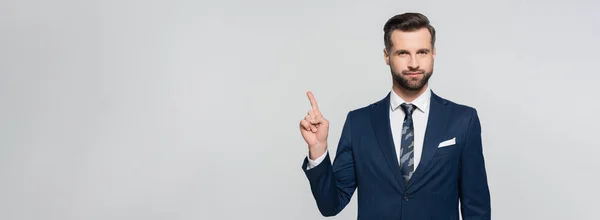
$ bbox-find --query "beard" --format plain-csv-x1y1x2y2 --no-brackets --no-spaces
391,67,433,91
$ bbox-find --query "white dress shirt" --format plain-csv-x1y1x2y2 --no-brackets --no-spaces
306,86,431,170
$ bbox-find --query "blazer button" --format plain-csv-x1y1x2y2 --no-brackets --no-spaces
404,195,409,201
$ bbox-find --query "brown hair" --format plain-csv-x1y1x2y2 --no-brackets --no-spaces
383,12,436,51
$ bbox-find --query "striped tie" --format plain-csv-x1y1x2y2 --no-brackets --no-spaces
400,103,416,184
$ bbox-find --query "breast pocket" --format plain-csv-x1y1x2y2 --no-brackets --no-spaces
433,138,457,158
434,145,456,157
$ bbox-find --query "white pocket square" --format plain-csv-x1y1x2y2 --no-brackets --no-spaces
438,137,456,148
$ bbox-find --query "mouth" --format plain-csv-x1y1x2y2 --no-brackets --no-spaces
404,72,422,76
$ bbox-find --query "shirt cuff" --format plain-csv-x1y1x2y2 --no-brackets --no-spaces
306,151,328,170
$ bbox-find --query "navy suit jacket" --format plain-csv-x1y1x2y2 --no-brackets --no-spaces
302,91,491,219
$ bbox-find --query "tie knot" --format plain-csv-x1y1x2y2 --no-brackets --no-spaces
400,103,416,115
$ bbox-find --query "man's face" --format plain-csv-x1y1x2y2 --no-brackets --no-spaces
384,28,436,91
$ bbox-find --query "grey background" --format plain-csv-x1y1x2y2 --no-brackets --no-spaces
1,0,599,219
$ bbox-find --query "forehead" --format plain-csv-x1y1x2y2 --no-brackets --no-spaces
389,28,432,50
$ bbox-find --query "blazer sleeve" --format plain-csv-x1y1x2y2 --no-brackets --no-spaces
301,112,356,217
459,109,492,220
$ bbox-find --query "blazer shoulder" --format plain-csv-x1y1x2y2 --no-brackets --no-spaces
434,92,478,118
347,94,388,115
341,95,387,122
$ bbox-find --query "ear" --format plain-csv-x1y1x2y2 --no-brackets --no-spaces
383,48,390,65
432,47,436,59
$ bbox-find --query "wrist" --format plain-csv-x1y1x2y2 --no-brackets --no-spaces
309,144,327,160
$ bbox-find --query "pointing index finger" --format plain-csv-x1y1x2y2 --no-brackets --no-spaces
306,91,320,112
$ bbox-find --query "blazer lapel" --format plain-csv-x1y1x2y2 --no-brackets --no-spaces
407,91,451,188
371,93,405,191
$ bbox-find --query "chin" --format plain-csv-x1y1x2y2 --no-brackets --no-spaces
405,83,425,90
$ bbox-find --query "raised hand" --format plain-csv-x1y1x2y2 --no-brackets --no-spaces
300,91,330,160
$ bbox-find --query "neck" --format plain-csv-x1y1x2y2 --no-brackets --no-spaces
392,81,428,103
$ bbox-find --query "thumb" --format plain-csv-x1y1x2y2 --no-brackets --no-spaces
311,117,329,127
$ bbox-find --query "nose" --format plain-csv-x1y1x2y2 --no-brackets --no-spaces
408,56,419,69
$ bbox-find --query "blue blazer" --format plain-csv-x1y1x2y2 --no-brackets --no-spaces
302,91,491,219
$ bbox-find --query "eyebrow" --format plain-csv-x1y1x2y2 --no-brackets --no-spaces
395,48,431,53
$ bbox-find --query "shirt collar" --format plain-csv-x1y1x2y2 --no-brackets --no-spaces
390,86,431,113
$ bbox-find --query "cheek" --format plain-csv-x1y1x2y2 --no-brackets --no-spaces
419,57,434,68
391,58,407,69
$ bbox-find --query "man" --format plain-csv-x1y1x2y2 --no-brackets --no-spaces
299,12,491,219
